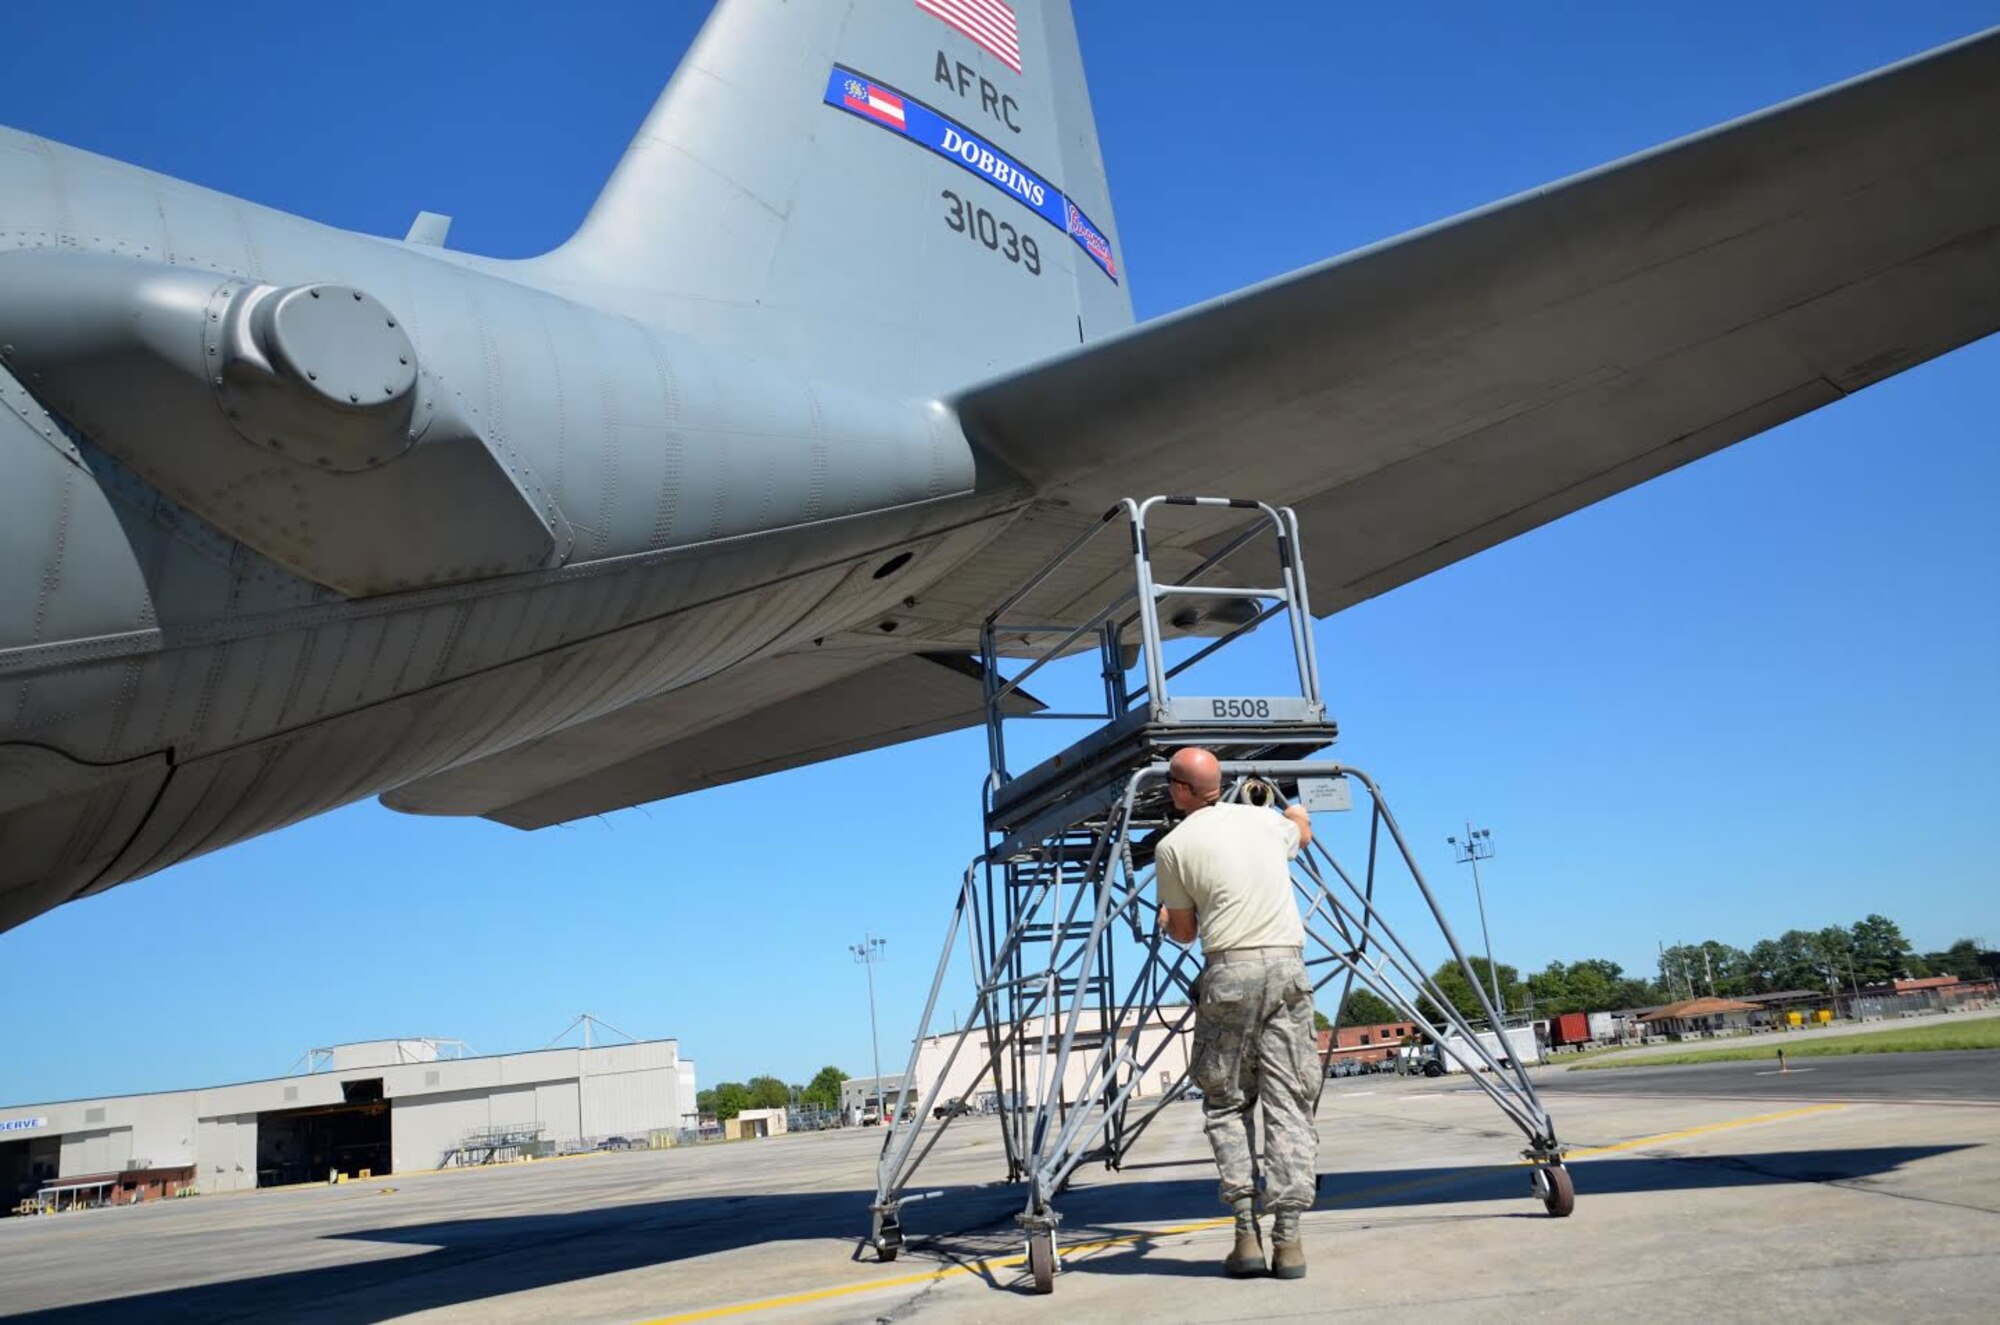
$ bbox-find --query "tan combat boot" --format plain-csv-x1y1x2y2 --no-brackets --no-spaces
1270,1210,1306,1280
1224,1199,1266,1277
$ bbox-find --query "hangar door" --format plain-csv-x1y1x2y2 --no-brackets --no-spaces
1,1134,60,1211
256,1079,391,1186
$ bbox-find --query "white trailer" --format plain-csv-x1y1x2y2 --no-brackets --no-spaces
1436,1026,1543,1074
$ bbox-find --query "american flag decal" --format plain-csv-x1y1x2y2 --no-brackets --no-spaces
915,0,1023,75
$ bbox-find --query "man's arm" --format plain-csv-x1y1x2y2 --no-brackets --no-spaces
1284,803,1313,851
1156,843,1199,947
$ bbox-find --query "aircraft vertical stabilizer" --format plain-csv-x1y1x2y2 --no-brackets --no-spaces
522,0,1133,398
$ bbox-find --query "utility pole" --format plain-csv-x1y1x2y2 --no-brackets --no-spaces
1658,941,1691,1001
850,932,888,1118
1703,947,1715,997
1816,941,1862,1014
1446,824,1503,1019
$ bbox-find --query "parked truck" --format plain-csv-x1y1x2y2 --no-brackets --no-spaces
1548,1011,1591,1049
1436,1026,1543,1073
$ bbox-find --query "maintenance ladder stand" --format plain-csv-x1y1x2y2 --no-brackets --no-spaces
870,497,1572,1294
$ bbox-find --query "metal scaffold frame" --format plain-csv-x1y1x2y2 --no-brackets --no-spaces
868,497,1572,1293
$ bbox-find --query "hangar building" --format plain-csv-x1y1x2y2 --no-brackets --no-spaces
1,1037,695,1212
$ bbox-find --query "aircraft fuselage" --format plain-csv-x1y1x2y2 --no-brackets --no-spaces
0,124,1018,928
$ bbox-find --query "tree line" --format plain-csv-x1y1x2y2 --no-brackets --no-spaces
697,1065,848,1122
1324,915,1996,1025
705,918,1991,1106
1652,920,1996,1004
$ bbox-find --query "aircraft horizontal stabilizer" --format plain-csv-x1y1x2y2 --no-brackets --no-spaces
955,27,2000,615
383,651,1040,829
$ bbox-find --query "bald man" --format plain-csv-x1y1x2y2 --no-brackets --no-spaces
1155,747,1319,1280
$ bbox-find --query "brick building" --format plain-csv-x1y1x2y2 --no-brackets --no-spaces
1316,1021,1420,1068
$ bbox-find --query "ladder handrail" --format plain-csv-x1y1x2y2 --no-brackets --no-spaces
982,494,1324,790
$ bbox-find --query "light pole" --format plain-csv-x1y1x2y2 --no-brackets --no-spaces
850,932,887,1118
1447,824,1503,1019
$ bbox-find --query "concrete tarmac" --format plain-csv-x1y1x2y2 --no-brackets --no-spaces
3,1060,1997,1323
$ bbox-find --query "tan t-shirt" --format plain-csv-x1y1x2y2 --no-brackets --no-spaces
1155,802,1304,954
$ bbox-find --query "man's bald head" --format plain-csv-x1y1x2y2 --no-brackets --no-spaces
1169,747,1222,806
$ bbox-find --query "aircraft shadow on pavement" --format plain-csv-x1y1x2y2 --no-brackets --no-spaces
1052,1143,1978,1280
14,1144,1970,1322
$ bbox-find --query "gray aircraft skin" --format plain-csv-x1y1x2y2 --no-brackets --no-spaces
3,3,1998,933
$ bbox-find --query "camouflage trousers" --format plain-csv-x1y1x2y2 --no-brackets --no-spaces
1190,952,1321,1212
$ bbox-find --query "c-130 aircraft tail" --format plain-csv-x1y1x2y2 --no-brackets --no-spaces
0,1,1139,929
523,0,1135,397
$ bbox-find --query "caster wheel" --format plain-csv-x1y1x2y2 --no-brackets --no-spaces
873,1211,903,1262
1532,1163,1575,1218
1028,1230,1056,1294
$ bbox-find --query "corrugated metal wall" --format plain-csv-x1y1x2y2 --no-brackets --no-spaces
535,1082,581,1140
58,1127,131,1175
578,1068,675,1138
486,1085,536,1129
390,1088,499,1173
127,1094,198,1170
194,1114,257,1192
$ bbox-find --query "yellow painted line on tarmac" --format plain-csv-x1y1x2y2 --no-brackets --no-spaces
636,1102,1849,1324
1559,1102,1848,1160
636,1215,1235,1325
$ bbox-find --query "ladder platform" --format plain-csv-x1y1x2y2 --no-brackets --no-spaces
987,708,1339,836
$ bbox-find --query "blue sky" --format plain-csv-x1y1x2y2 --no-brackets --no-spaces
2,2,1995,1104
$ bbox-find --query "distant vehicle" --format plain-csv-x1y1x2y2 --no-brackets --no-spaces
932,1098,971,1121
1549,1012,1591,1050
596,1136,636,1151
1436,1027,1545,1073
1393,1045,1447,1077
